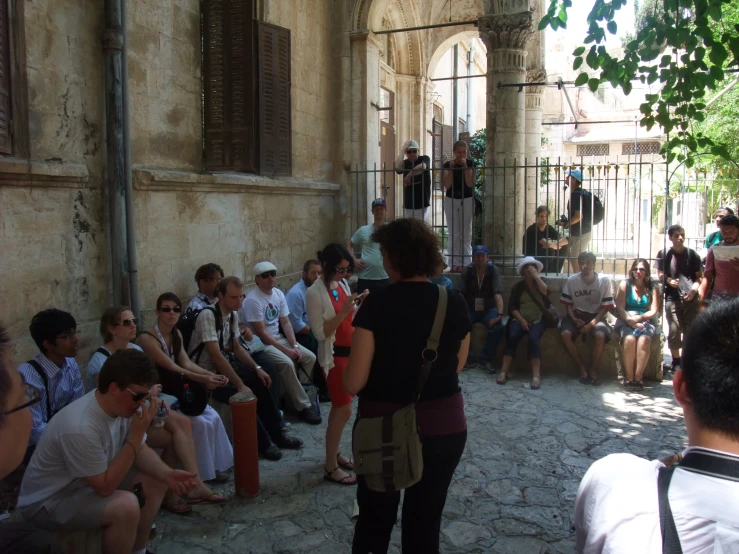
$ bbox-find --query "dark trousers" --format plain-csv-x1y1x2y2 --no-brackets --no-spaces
211,359,283,452
503,318,548,359
357,278,390,294
295,332,328,395
352,430,467,554
0,521,62,554
469,308,504,362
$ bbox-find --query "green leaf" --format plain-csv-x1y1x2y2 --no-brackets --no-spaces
573,46,586,56
707,4,721,21
588,78,600,92
607,21,617,34
558,8,568,23
573,57,584,70
574,72,589,87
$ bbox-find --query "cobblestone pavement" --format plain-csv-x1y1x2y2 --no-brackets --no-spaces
151,369,686,553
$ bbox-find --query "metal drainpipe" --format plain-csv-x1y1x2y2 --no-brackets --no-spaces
121,0,141,323
467,42,474,130
103,0,129,306
452,43,459,140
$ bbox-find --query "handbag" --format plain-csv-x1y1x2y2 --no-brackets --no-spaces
523,279,560,328
352,286,448,493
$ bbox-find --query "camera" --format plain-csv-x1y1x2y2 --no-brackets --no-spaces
558,215,568,224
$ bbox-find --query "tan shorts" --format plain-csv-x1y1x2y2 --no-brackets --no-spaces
19,469,139,532
568,232,592,257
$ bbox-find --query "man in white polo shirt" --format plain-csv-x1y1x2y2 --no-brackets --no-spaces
575,297,739,553
241,261,321,425
347,198,390,293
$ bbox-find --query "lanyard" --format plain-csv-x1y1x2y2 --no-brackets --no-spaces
153,323,171,359
477,271,485,292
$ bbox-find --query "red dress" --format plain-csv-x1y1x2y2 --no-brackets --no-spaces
325,285,354,407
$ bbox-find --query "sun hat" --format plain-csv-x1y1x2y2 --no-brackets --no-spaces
516,256,544,276
253,261,278,276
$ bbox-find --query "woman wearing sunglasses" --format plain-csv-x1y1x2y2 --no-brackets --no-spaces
136,294,233,485
89,306,227,513
615,259,661,392
306,243,364,485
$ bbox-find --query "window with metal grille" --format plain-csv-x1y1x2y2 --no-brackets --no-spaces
202,1,291,175
621,142,661,155
458,118,466,134
576,144,610,157
0,0,12,154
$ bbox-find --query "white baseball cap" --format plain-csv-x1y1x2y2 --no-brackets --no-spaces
406,140,420,151
253,261,278,276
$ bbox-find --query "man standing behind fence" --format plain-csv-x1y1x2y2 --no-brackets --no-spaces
557,169,592,273
442,140,476,271
347,198,390,293
395,139,431,221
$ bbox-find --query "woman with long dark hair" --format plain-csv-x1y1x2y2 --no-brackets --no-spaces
306,244,363,485
615,259,660,391
344,218,471,554
136,293,232,498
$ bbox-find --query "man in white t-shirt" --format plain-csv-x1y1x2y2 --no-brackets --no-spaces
560,251,615,385
575,297,739,553
242,262,321,425
16,349,197,554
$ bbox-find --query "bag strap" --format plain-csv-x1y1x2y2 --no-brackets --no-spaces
416,286,448,400
95,347,111,357
523,278,549,311
658,467,683,554
27,360,51,420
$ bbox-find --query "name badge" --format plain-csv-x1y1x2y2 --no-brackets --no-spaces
475,298,484,312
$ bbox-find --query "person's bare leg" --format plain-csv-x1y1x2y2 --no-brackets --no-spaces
164,411,214,499
146,426,183,508
132,475,168,551
99,490,140,554
561,331,587,379
570,258,580,273
324,403,354,483
634,335,652,382
530,358,541,385
590,332,607,380
622,335,637,382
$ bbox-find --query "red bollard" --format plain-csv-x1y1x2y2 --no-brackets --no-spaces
229,391,260,497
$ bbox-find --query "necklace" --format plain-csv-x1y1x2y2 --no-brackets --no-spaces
154,323,172,358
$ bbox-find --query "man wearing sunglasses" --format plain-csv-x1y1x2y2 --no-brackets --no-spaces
17,309,85,463
394,139,431,222
0,325,63,554
16,349,197,554
243,262,321,424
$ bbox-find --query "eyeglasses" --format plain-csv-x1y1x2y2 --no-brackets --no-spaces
633,267,647,273
56,331,78,341
159,307,182,313
407,150,418,154
0,380,41,417
116,318,138,327
335,266,351,275
260,270,277,279
126,387,152,402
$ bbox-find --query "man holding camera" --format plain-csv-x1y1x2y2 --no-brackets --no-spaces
557,169,592,273
442,140,477,271
395,139,431,221
16,350,197,554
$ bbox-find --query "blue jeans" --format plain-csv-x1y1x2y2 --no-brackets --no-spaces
469,308,504,362
503,318,547,360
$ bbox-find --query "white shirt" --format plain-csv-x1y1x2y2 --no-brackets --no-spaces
242,287,289,338
561,272,615,315
575,449,739,553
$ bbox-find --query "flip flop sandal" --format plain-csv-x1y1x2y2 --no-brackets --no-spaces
324,467,357,486
633,381,644,392
337,452,355,471
590,378,602,386
162,499,192,514
622,380,635,391
531,378,541,390
496,373,508,385
579,377,592,385
187,492,229,504
207,471,230,484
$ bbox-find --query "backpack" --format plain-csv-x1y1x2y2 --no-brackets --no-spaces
581,189,605,226
177,306,225,363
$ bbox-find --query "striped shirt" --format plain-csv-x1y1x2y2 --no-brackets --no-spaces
561,272,615,315
18,354,85,446
187,292,216,312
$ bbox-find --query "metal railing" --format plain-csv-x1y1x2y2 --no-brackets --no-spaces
346,156,726,278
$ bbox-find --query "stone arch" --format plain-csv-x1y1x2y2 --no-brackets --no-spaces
427,30,484,80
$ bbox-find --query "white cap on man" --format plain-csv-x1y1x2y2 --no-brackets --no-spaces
253,261,278,276
406,140,420,151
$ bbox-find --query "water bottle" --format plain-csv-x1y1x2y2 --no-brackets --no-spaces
181,383,195,411
151,402,168,429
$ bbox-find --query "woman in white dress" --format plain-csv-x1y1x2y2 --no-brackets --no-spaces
90,306,228,513
136,293,234,488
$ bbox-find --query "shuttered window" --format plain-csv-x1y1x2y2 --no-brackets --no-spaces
201,1,292,175
0,0,11,154
257,21,291,176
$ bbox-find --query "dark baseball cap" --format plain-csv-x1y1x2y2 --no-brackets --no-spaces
371,198,387,209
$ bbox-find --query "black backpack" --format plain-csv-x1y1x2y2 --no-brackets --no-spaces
177,306,221,363
581,189,605,226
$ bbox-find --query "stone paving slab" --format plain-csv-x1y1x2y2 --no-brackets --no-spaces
150,369,686,553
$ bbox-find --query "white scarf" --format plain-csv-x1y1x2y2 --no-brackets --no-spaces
306,277,353,372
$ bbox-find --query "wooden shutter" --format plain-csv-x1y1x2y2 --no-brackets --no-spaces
202,0,256,172
0,0,11,154
257,21,291,176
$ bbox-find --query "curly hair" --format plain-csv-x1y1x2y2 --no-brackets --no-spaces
627,258,654,300
371,218,443,280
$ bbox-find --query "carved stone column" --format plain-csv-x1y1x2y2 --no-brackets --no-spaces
525,68,547,217
478,11,534,263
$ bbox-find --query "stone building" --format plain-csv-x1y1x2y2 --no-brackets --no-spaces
0,0,546,363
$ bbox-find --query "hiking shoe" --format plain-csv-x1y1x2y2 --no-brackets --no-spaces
274,433,303,450
299,405,322,425
262,444,283,461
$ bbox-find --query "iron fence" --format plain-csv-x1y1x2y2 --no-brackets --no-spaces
346,157,730,278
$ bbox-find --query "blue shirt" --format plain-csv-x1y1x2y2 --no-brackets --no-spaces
86,343,144,392
285,280,309,333
18,354,85,446
429,275,454,291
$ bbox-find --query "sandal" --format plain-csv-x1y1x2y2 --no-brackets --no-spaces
337,452,354,471
622,380,635,391
633,380,644,392
496,373,508,385
590,377,602,386
162,497,192,514
187,492,229,504
531,377,541,390
323,467,357,486
207,471,230,484
579,376,592,385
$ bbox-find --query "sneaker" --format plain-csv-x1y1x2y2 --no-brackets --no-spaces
299,405,322,425
262,444,283,461
274,433,303,449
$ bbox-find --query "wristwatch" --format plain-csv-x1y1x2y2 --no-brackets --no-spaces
255,365,262,370
293,344,300,349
